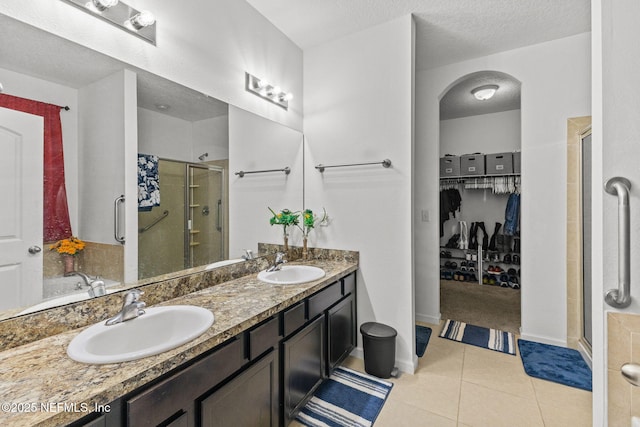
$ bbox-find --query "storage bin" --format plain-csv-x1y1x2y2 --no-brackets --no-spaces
439,156,460,177
513,151,521,174
460,154,485,176
486,152,514,175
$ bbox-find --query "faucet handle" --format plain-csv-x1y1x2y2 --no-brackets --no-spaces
123,289,144,305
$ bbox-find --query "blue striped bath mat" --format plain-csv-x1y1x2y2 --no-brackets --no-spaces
296,367,393,427
439,319,516,355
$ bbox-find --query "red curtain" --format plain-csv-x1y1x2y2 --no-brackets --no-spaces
0,94,72,242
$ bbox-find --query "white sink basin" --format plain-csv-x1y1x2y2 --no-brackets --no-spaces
257,265,325,285
67,305,214,364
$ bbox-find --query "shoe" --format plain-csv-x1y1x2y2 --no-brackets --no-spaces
483,274,489,284
489,276,497,286
450,262,458,269
469,273,478,282
507,268,517,276
512,254,520,265
444,271,453,280
444,261,452,269
509,276,520,289
513,237,521,253
503,254,512,264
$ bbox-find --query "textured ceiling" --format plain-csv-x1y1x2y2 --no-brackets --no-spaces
440,71,521,120
246,0,591,70
0,15,228,122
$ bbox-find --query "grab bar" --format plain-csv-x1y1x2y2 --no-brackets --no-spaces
114,194,125,244
216,199,222,232
139,210,169,233
604,177,632,308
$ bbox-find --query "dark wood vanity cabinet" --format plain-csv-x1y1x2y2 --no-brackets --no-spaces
201,349,279,427
282,315,325,426
73,272,356,427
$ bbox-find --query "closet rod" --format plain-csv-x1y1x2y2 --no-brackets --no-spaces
315,158,391,172
235,167,290,178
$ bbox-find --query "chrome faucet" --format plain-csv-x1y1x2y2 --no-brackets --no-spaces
105,289,146,326
266,252,287,272
65,271,106,297
242,249,255,260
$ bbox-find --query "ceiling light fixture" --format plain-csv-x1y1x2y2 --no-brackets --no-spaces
61,0,157,44
471,85,499,101
245,72,292,110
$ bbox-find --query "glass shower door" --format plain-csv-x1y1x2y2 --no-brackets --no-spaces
581,132,593,348
186,164,225,268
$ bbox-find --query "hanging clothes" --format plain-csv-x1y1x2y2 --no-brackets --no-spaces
504,193,520,235
0,93,71,241
440,188,461,237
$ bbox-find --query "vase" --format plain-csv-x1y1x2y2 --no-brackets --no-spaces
302,237,308,260
63,254,75,275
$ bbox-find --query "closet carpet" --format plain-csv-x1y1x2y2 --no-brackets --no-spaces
440,280,521,335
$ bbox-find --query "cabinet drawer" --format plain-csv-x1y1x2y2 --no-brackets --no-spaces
127,335,246,427
283,301,306,337
342,273,356,296
248,316,281,360
308,281,341,320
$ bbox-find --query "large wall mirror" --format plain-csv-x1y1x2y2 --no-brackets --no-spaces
0,15,304,320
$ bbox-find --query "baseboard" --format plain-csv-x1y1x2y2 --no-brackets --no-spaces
519,332,566,347
349,347,416,375
415,312,441,326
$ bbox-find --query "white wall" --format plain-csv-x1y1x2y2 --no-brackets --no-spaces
440,110,521,156
137,108,229,163
228,106,303,259
304,16,416,373
0,0,303,131
415,33,591,346
0,67,79,236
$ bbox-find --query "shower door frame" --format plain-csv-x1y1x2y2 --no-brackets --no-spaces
578,125,593,354
184,163,226,269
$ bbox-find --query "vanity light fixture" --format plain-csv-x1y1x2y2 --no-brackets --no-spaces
245,72,293,110
471,85,499,101
60,0,157,45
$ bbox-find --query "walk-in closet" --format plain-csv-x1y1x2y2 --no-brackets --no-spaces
438,71,522,334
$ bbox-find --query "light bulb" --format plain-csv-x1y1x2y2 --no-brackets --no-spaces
90,0,118,11
128,10,156,30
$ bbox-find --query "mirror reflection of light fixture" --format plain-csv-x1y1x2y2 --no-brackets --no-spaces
60,0,157,45
245,72,292,110
471,85,499,101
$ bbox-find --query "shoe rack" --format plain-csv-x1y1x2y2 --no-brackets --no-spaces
440,245,520,289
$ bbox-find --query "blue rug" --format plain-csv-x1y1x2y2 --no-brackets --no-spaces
518,339,592,391
416,325,432,357
439,319,516,355
296,367,393,427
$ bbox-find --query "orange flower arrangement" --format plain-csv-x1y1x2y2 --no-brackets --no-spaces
50,236,86,256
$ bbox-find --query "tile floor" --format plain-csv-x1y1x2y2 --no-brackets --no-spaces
292,321,592,426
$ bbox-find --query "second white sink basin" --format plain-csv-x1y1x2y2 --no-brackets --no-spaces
257,265,325,285
67,305,214,364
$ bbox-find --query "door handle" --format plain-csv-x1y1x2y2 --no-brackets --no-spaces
622,363,640,386
28,246,42,254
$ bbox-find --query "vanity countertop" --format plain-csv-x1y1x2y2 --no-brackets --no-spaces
0,259,357,427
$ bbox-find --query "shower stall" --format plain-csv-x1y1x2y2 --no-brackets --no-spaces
138,159,227,280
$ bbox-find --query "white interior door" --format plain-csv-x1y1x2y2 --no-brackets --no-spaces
0,107,44,309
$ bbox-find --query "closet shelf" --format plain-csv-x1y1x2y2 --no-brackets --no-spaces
439,173,520,180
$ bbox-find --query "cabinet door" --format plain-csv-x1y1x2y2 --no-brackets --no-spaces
201,350,279,427
327,294,356,374
282,315,325,425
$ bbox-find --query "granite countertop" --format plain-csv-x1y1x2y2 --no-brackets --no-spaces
0,259,357,427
